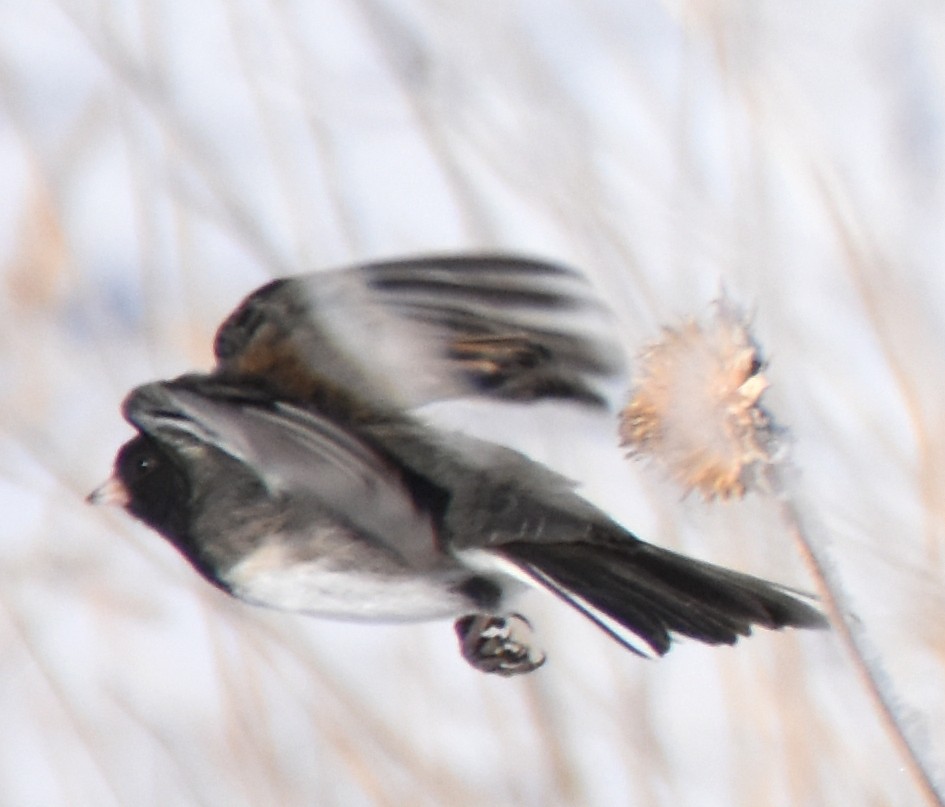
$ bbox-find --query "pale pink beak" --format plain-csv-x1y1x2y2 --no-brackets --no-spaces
86,475,130,508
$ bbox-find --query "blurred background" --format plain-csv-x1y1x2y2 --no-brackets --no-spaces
1,1,943,805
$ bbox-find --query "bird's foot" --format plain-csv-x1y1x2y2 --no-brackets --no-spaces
454,613,546,676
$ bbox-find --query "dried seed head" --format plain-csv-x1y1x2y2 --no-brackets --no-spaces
618,297,782,500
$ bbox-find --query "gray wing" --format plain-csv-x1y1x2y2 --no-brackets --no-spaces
124,379,441,570
213,255,625,409
360,416,610,550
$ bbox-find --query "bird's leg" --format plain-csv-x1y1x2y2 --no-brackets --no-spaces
454,613,546,676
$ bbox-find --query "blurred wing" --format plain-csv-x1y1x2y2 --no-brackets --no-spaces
213,255,626,409
124,380,441,569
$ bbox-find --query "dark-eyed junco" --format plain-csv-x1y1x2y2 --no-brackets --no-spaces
89,255,826,675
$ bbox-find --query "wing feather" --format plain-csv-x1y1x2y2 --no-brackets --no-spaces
213,255,625,408
124,380,441,569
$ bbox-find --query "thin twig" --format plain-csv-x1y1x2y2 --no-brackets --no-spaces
771,468,944,807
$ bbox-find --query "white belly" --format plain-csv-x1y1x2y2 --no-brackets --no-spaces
222,541,469,621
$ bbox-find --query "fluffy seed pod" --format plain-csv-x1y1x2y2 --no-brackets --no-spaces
619,298,782,500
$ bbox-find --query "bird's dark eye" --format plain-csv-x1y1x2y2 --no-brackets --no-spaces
132,452,159,479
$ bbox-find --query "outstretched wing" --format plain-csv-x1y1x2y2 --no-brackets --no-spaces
213,255,625,409
123,378,442,570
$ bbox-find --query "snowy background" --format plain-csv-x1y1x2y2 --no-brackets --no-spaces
1,1,944,805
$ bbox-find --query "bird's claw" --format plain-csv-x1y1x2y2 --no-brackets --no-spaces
454,613,546,676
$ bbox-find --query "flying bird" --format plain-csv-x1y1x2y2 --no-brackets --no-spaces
89,256,826,675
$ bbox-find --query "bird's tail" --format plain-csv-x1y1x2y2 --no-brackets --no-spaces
498,527,827,656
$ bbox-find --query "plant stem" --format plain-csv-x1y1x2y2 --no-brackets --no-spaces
772,474,944,807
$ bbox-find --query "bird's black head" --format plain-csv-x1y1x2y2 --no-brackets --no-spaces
113,434,192,542
91,427,249,593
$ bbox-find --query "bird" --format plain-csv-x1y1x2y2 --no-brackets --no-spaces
89,255,827,675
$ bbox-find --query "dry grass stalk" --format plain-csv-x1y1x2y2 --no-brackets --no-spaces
621,299,945,807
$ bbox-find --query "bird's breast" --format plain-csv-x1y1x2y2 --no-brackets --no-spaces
220,536,474,621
